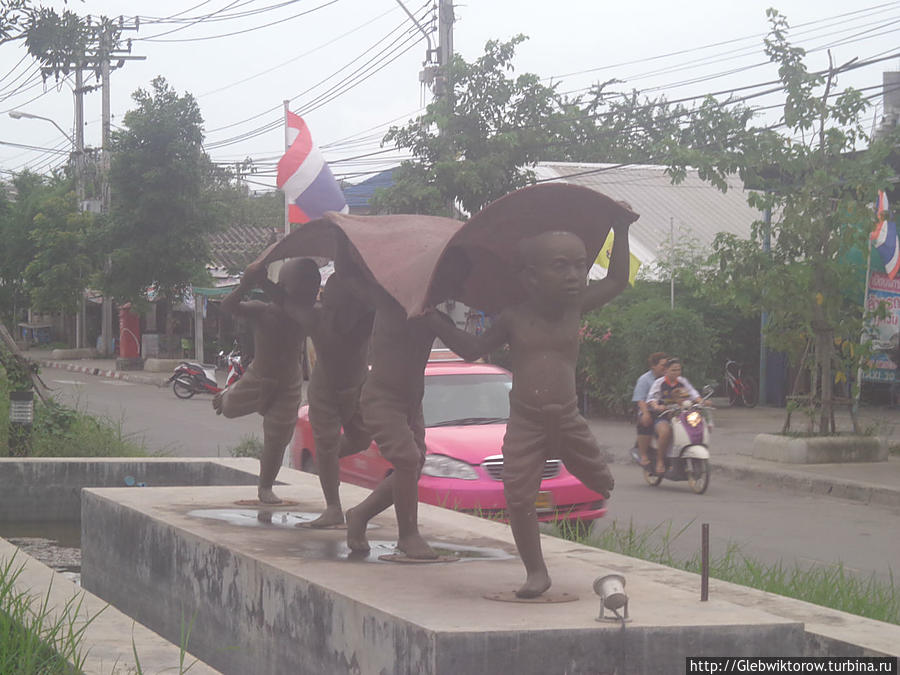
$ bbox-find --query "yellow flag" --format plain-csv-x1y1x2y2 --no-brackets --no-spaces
594,229,641,286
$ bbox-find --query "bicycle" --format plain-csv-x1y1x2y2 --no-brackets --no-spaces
724,359,758,407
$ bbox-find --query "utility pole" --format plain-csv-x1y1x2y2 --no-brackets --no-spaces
74,66,86,347
94,16,143,357
437,0,454,99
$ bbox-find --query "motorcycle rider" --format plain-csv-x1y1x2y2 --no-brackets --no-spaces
647,358,702,472
631,352,668,475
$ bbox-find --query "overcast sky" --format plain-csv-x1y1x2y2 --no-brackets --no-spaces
1,0,898,192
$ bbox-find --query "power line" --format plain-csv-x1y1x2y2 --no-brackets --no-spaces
196,3,400,99
203,6,429,149
139,0,341,43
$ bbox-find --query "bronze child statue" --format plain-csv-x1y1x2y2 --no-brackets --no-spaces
302,272,375,528
214,257,321,504
339,243,470,560
426,218,633,597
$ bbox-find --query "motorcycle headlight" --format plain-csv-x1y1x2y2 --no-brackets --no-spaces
422,454,479,480
685,411,702,427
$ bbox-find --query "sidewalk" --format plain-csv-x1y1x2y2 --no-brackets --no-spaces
25,350,900,508
27,351,174,388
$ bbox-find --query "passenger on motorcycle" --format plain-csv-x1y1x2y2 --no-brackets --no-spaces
631,352,668,474
647,358,702,474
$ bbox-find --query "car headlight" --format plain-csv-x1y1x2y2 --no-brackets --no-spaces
685,411,702,427
422,454,479,480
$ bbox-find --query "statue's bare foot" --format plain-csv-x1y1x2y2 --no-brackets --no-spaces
515,571,552,599
306,506,345,528
397,533,438,560
346,508,370,552
257,487,282,505
212,391,224,415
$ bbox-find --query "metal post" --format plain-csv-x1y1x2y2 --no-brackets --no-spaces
283,99,291,236
759,207,771,405
194,293,204,364
701,523,710,601
669,216,675,309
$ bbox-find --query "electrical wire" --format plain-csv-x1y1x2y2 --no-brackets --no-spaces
203,8,429,150
197,3,400,99
548,0,900,81
139,0,341,43
203,1,429,138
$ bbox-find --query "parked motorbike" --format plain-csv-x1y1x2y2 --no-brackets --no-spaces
630,385,715,494
168,342,244,399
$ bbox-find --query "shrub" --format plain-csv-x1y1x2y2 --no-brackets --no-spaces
577,297,716,415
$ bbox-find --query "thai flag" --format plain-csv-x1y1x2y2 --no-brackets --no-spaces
276,111,347,224
871,190,900,280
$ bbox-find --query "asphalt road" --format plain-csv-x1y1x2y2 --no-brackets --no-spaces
41,365,900,583
41,365,263,457
590,467,900,584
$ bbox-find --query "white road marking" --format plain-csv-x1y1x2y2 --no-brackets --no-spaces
52,380,84,385
98,380,135,386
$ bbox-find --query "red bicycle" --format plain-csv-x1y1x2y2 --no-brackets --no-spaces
724,359,758,408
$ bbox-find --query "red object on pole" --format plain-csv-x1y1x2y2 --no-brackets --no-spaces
118,305,141,359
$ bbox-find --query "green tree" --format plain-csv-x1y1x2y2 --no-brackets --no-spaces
103,77,221,335
372,35,575,216
0,172,49,327
668,10,900,432
25,182,100,321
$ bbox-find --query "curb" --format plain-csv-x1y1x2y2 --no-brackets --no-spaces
32,359,169,388
713,458,900,509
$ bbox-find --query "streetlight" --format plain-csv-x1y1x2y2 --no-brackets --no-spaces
8,110,75,146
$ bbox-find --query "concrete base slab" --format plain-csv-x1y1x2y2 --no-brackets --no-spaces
81,480,809,675
753,433,887,463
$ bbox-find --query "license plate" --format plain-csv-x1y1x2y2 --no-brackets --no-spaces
535,491,554,513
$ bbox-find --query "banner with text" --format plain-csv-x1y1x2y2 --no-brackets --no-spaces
864,271,900,382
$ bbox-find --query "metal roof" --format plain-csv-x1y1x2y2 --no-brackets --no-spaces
535,162,763,269
343,169,396,209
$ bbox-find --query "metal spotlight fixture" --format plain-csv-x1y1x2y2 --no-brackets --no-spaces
593,574,630,622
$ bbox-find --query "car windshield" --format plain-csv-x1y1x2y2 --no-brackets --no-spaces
422,373,512,427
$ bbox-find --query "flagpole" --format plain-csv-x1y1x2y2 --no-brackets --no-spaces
283,99,290,237
855,237,873,414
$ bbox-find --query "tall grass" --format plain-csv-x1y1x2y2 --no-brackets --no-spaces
558,519,900,625
0,553,102,674
0,372,146,457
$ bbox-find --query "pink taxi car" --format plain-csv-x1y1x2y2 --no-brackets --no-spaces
289,357,607,524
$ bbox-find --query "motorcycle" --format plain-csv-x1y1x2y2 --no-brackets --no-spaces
168,342,245,399
630,385,714,494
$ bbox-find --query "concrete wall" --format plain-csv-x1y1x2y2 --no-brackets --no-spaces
0,458,260,522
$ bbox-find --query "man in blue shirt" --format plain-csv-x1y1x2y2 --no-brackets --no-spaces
631,352,668,473
648,358,702,471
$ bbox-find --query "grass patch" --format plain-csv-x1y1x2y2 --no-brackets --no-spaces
0,373,146,458
228,434,263,460
0,552,102,674
557,518,900,625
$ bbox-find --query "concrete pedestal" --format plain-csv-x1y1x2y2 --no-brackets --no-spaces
81,480,807,675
